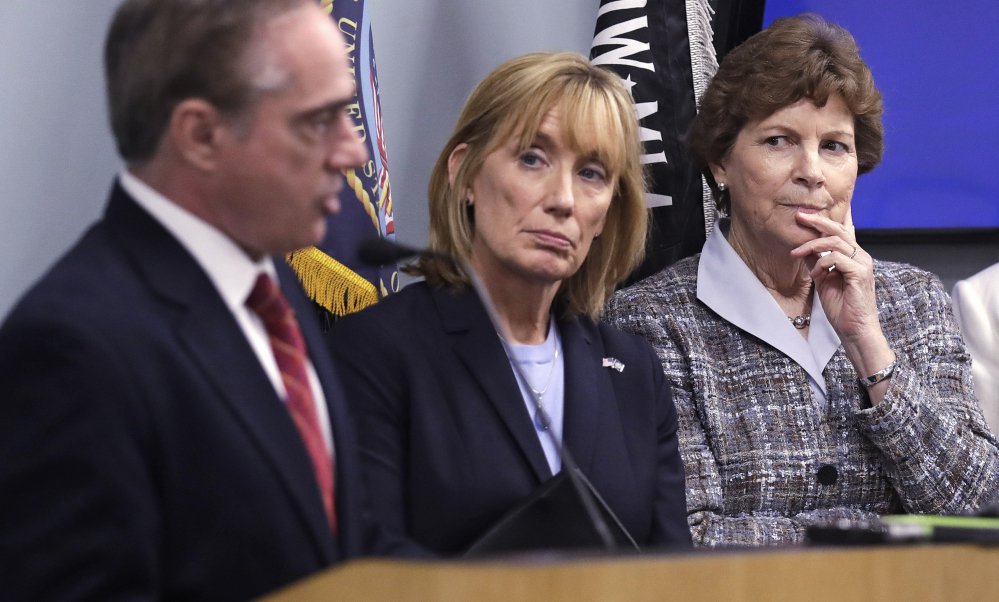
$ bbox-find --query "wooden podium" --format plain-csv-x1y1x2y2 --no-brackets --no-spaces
265,544,999,600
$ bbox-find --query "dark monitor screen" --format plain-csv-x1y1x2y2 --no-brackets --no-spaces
762,2,999,231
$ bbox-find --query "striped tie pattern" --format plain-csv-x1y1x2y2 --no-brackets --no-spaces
246,273,336,531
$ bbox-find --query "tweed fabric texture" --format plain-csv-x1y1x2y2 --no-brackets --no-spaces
604,255,999,547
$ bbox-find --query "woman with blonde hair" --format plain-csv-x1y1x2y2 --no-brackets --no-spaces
330,51,690,555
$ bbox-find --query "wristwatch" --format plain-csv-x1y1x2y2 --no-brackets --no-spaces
861,361,896,388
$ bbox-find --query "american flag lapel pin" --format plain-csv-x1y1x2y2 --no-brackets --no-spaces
602,357,625,372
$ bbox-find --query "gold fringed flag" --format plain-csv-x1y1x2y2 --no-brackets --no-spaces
289,0,398,320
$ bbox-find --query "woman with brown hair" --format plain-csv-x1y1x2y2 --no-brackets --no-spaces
605,14,999,547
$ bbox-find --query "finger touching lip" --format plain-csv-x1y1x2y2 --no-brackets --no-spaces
794,209,834,223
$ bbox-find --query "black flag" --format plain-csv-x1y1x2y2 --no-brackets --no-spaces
590,0,718,282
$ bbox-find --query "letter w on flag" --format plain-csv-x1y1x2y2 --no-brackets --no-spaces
590,0,718,282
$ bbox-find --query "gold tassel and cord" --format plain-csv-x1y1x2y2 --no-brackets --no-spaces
287,247,379,317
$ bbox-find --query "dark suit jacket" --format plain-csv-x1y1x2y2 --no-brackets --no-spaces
329,282,691,555
0,183,384,600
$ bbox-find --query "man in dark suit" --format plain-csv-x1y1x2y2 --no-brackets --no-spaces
0,0,385,599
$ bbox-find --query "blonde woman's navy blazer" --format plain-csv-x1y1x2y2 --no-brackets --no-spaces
329,281,691,555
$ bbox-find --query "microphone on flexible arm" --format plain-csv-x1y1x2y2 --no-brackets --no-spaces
357,238,438,266
357,237,638,555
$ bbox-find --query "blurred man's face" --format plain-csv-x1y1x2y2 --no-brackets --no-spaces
211,3,368,259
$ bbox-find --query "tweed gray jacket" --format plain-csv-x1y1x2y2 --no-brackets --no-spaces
604,255,999,547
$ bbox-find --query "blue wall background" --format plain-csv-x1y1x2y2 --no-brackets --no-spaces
765,1,999,229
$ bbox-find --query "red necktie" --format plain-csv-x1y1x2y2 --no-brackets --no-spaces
246,273,336,531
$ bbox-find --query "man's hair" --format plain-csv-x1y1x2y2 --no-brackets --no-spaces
104,0,310,162
688,13,884,213
414,51,648,320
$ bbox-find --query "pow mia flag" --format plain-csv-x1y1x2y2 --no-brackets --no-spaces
590,0,718,282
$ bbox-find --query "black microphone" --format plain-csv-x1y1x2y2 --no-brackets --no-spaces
357,237,436,265
357,237,637,553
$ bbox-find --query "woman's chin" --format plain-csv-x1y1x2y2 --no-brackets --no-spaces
515,261,575,287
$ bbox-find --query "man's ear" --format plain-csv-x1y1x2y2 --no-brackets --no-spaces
167,98,228,172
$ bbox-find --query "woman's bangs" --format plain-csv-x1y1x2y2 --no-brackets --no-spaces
559,89,628,177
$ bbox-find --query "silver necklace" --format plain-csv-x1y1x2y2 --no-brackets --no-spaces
522,338,561,431
788,314,811,329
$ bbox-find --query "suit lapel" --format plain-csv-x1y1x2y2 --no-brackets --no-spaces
104,186,335,562
176,293,336,562
431,287,551,482
560,318,609,477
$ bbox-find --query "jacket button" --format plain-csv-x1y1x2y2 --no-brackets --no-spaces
817,464,838,486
